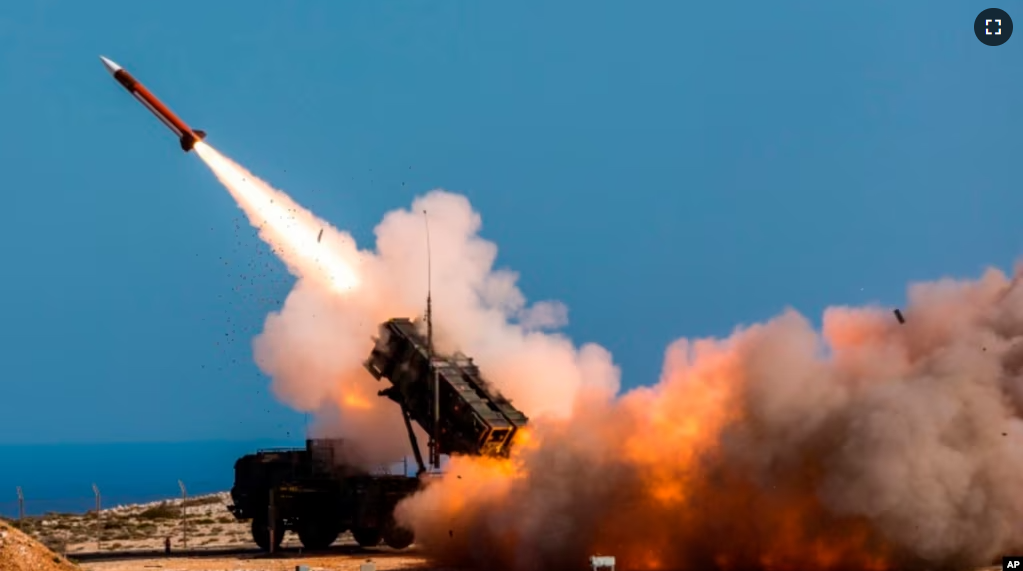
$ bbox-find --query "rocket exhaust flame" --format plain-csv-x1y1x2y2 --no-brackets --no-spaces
194,142,1023,570
193,142,359,293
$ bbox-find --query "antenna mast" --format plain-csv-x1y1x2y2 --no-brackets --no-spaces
424,210,440,470
424,210,433,355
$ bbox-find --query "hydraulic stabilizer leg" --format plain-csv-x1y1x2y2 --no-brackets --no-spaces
379,385,427,475
402,405,427,475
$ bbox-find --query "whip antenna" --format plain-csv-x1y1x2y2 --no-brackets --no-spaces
424,210,433,355
424,209,440,469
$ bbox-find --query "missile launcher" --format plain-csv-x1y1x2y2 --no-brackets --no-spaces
364,317,528,467
229,316,529,551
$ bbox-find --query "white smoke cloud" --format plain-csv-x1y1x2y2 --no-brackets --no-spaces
195,143,619,466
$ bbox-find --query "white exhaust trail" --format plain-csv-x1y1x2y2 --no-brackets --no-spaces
193,142,360,293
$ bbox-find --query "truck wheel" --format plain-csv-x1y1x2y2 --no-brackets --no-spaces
352,527,381,548
251,516,285,551
382,523,414,549
297,523,338,551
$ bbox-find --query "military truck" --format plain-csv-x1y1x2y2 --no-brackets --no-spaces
227,438,418,551
227,317,528,552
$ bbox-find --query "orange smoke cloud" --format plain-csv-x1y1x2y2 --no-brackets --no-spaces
398,273,1023,570
198,144,1023,569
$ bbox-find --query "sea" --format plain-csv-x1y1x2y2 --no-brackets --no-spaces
0,439,304,517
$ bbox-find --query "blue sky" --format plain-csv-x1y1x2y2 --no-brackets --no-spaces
0,1,1018,443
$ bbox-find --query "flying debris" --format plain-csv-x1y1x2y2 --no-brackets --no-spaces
99,55,207,152
317,228,323,243
893,308,906,324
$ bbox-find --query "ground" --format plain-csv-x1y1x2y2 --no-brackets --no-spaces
77,549,445,571
1,494,1010,571
0,517,81,571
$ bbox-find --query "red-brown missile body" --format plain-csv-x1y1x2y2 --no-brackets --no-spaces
100,56,206,152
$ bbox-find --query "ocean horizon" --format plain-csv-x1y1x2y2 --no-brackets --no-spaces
0,439,304,517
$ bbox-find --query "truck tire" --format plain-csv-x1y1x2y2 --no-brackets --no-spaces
352,527,382,548
251,516,285,551
297,522,339,551
382,522,414,549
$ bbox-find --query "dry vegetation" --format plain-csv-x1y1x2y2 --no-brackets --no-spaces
0,492,270,555
1,492,445,571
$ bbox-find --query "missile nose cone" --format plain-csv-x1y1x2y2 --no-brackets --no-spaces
99,56,122,75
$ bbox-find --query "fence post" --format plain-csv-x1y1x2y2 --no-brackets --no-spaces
15,487,23,522
91,484,101,551
178,480,188,550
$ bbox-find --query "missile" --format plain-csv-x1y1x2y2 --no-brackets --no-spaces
99,56,207,152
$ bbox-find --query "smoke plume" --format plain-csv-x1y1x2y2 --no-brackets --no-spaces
194,142,617,466
196,142,1023,570
398,271,1023,571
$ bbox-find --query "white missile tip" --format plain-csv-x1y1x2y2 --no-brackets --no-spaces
99,56,122,75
